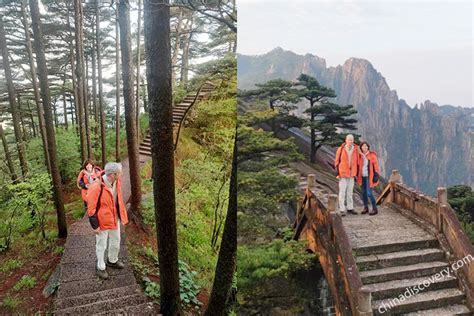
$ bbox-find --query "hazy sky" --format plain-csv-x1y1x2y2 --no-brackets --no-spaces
238,0,473,107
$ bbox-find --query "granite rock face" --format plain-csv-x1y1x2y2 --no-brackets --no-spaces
238,48,473,193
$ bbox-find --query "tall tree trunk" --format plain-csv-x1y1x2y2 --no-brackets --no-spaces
84,51,92,159
26,100,37,137
135,0,142,142
17,94,29,142
21,0,50,173
67,5,79,132
63,75,68,130
52,96,59,128
96,0,106,167
70,94,76,126
0,122,17,182
171,8,183,84
73,0,87,163
0,17,29,178
205,137,237,316
91,22,98,141
144,1,181,314
115,4,121,162
29,0,67,238
118,0,142,221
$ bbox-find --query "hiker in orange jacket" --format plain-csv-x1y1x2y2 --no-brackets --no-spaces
357,141,380,215
334,134,360,216
76,159,102,207
87,162,129,280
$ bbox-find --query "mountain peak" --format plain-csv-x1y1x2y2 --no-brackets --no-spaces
343,57,375,72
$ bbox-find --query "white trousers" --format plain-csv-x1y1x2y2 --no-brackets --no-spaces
95,219,121,270
338,177,354,213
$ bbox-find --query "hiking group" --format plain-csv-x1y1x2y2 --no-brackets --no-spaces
334,134,381,216
76,159,128,280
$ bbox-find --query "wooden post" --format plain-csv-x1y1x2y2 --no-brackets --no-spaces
388,170,401,204
358,287,373,316
327,194,338,239
307,174,316,190
437,187,447,233
328,194,337,214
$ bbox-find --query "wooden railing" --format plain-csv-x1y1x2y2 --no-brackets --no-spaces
377,169,474,310
293,174,372,316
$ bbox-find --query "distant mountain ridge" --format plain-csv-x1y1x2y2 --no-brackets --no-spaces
238,47,473,193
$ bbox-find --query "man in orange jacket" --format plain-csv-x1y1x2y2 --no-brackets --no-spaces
334,134,360,216
87,162,129,280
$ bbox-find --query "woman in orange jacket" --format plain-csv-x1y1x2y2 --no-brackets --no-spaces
357,141,380,215
76,159,102,207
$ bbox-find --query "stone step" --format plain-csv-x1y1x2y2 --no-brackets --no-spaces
61,245,128,264
360,261,449,284
55,284,141,310
140,144,151,150
401,304,472,315
173,105,189,109
372,288,465,315
362,275,458,301
55,293,147,315
59,261,130,283
353,238,438,256
139,150,152,157
173,109,186,114
57,272,137,299
93,302,157,315
356,248,445,271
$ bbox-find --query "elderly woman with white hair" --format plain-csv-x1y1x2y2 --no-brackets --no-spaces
87,162,129,280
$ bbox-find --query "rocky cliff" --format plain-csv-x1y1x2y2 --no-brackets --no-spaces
238,47,473,193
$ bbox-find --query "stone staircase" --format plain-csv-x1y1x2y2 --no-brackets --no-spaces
345,207,471,315
289,161,472,315
139,83,215,157
53,217,156,315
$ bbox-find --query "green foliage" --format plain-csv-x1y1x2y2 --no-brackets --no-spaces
2,294,21,309
173,83,188,105
237,111,301,241
193,97,236,161
26,128,81,182
141,260,202,308
448,185,473,222
0,172,54,250
0,259,23,272
190,53,236,96
53,246,64,255
142,276,160,303
13,275,37,291
447,185,474,242
178,260,202,306
238,240,313,291
293,74,360,152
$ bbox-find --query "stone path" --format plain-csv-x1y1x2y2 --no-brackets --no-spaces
289,161,471,315
54,151,153,315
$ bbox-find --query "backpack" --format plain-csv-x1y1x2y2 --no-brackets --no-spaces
89,183,104,230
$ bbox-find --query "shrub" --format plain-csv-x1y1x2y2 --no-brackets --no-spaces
13,275,37,291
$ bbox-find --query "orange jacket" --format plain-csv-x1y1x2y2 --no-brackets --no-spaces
357,151,380,188
77,167,102,202
334,143,360,178
87,176,129,230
